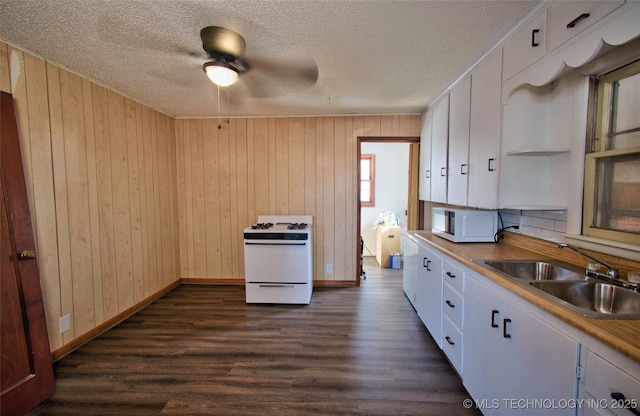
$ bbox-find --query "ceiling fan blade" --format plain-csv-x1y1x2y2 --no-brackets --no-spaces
242,56,318,98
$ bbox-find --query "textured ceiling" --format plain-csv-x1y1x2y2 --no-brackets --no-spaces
0,0,539,118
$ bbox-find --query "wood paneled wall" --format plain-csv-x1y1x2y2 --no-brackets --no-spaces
0,39,419,354
0,41,180,352
175,115,420,282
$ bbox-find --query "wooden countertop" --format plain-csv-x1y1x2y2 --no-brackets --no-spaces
409,231,640,363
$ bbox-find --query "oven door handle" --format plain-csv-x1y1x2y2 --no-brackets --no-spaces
245,242,307,246
258,284,296,288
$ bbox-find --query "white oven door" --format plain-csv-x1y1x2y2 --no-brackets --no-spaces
244,240,311,284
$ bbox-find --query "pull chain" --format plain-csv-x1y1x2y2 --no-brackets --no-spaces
226,87,230,126
217,84,222,129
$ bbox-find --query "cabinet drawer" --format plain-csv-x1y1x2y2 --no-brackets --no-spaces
443,282,463,329
442,315,463,375
548,0,625,51
583,349,640,416
443,260,464,292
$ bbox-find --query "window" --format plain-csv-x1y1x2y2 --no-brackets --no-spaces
583,60,640,244
360,154,375,207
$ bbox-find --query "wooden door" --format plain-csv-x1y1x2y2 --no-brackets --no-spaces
1,91,54,415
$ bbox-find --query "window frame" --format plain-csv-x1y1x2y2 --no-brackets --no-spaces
582,60,640,245
360,154,376,207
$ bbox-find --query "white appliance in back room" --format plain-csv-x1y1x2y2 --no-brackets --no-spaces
243,215,313,304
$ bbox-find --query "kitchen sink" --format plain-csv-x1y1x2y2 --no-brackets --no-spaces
529,281,640,319
476,259,585,281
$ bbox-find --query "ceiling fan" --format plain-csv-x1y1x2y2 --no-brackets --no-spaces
199,26,318,97
200,26,248,87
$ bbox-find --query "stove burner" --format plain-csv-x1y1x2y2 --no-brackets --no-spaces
287,223,308,230
251,222,273,230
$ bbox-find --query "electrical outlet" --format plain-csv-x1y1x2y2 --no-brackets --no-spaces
59,314,71,334
325,263,333,274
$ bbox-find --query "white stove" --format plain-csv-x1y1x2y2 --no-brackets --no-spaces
243,215,313,304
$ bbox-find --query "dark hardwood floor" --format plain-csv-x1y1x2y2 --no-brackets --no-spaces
29,257,480,415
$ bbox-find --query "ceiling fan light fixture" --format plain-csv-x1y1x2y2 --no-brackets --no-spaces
203,61,239,87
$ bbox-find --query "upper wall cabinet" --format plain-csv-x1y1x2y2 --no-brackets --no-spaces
430,95,449,204
447,77,471,207
468,49,502,209
420,50,502,209
503,10,547,81
503,0,640,98
547,0,625,52
418,110,433,202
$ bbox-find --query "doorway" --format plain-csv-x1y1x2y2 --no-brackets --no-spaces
356,137,421,282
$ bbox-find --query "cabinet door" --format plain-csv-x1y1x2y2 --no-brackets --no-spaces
468,50,502,209
501,300,579,415
417,244,443,348
463,275,505,407
547,0,624,51
419,110,433,201
447,77,471,206
503,10,546,81
430,95,449,203
465,273,579,415
402,235,419,307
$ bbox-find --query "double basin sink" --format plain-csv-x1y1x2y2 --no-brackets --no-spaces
474,259,640,319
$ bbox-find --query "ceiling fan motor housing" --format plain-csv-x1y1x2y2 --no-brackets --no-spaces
201,26,246,60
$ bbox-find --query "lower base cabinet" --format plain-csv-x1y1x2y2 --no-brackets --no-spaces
417,244,443,348
578,347,640,416
401,235,640,416
463,272,579,416
402,234,419,308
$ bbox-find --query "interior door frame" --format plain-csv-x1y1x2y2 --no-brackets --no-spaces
356,136,422,285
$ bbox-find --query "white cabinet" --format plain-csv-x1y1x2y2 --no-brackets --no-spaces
463,273,579,415
547,0,625,52
402,234,419,308
418,110,433,201
468,49,502,209
447,77,471,207
579,347,640,416
420,50,502,209
416,243,443,348
430,95,449,204
503,9,547,81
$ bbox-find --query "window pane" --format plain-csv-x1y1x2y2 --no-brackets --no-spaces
593,154,640,234
361,159,371,180
609,72,640,150
360,181,370,203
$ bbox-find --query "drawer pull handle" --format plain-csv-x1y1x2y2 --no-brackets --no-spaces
488,158,496,172
446,271,456,279
425,169,430,179
531,29,540,47
491,310,499,328
460,164,468,175
610,393,640,416
503,318,512,338
567,13,590,28
441,167,447,177
446,300,455,308
445,336,455,346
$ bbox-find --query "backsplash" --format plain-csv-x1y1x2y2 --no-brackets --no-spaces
498,209,567,242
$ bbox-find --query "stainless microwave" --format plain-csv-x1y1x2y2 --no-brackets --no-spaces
432,207,498,243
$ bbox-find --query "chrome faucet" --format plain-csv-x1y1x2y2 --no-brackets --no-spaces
557,243,619,279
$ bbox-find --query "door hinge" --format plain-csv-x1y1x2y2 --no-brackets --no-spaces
576,364,584,380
